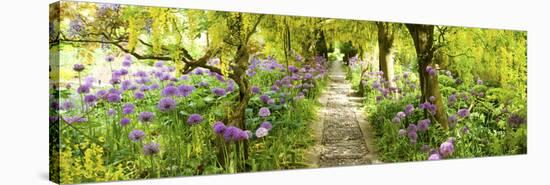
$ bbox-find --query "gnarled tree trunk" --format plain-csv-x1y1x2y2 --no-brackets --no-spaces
405,24,448,129
376,22,396,89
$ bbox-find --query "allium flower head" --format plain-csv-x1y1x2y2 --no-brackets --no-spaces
105,55,115,62
256,127,269,138
77,85,91,94
198,81,209,87
62,101,74,110
212,87,226,96
107,93,121,103
392,117,401,124
259,107,271,117
73,64,85,72
428,153,441,160
161,86,178,97
84,94,97,104
477,79,483,85
122,103,135,115
157,97,177,112
407,124,418,133
154,61,164,68
457,108,470,118
187,114,203,125
128,129,145,142
213,121,226,135
507,114,525,128
404,104,415,115
396,112,406,119
120,118,131,126
417,119,431,132
260,121,272,130
251,86,261,94
398,129,406,137
260,94,270,104
439,141,454,157
138,112,154,123
143,142,160,155
426,66,436,76
178,85,194,97
448,115,458,127
408,131,418,143
223,126,239,142
134,91,145,99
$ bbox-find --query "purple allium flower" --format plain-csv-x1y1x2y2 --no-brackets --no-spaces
304,73,313,79
119,68,129,76
178,85,194,97
198,81,209,87
267,99,275,105
107,93,121,103
417,119,431,132
235,130,250,141
161,86,178,97
255,127,269,138
428,153,441,160
260,121,272,130
143,142,160,155
392,117,401,124
128,129,145,142
260,94,270,104
213,121,226,135
429,96,436,102
407,124,418,133
122,56,132,67
407,131,418,143
61,101,74,110
259,107,271,117
396,112,406,119
134,91,145,99
226,81,235,92
270,85,280,92
135,70,148,78
507,114,525,128
83,95,97,104
157,97,177,112
149,84,159,90
288,66,298,73
448,115,458,127
426,66,436,76
187,114,203,125
439,141,454,157
105,55,115,62
138,112,154,123
251,86,261,94
212,87,226,96
120,118,131,126
77,85,91,94
154,61,164,68
477,79,483,85
223,126,239,142
194,68,204,75
73,64,85,72
108,108,116,116
448,94,457,105
122,103,135,115
404,104,415,115
398,129,406,137
457,109,470,118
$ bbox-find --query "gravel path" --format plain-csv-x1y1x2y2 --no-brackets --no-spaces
317,61,378,167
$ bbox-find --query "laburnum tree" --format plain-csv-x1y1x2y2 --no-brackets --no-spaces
405,24,449,129
54,3,265,164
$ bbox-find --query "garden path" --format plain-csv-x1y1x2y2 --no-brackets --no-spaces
313,60,380,167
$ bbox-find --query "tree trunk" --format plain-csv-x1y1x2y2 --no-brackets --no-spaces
405,24,448,129
377,22,396,88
